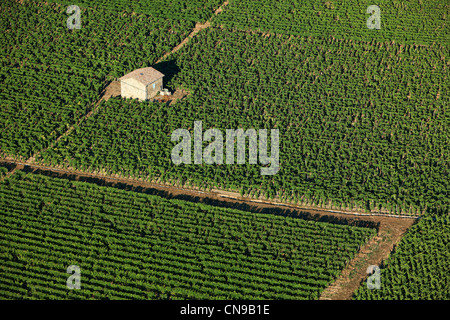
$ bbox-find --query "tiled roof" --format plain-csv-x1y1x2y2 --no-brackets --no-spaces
120,67,164,86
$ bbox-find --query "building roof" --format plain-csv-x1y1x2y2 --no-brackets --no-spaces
119,67,164,86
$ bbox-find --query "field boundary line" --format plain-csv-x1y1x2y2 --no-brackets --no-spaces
0,159,419,220
24,79,115,165
215,193,419,219
0,158,418,300
319,215,414,300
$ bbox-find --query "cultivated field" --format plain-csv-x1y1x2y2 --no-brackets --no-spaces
0,0,448,301
353,215,449,299
37,28,449,216
0,171,376,299
0,0,193,158
213,0,449,45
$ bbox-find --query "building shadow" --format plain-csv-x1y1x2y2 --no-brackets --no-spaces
152,59,180,92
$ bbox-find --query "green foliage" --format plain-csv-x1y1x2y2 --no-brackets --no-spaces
39,28,450,215
353,215,450,299
0,0,193,159
213,0,449,46
0,172,376,299
0,166,8,179
47,0,224,22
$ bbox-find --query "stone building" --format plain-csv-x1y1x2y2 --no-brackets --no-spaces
120,67,164,101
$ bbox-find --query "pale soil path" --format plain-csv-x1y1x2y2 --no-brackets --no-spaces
319,217,414,300
24,0,230,164
0,160,417,227
156,1,229,63
156,21,211,64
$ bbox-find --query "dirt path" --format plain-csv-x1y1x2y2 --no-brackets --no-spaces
68,1,229,109
214,1,229,15
319,216,415,300
24,0,231,164
100,80,121,102
0,160,416,227
2,158,417,220
26,79,118,164
156,1,229,63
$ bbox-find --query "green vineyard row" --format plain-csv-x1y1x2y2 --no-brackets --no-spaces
353,215,449,299
0,0,193,158
46,0,224,23
213,0,449,46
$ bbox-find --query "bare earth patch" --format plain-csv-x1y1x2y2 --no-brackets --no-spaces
156,21,211,63
100,80,121,102
214,1,229,15
23,0,228,164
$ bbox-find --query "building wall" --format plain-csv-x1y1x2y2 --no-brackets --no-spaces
146,78,164,100
121,79,146,101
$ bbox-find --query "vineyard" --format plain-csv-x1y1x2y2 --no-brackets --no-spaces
353,215,450,299
0,0,193,159
0,0,449,302
47,0,224,22
0,171,376,299
213,0,449,46
38,27,450,216
0,167,7,180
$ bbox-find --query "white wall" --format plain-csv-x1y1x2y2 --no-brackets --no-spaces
121,78,146,101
